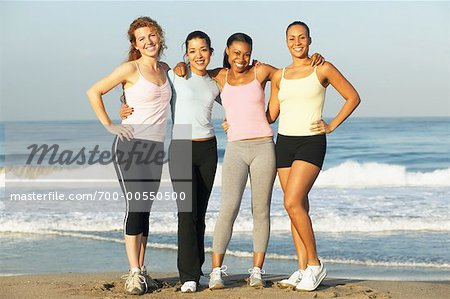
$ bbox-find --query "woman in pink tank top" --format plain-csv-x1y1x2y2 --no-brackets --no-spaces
207,34,276,289
192,33,326,289
87,17,171,295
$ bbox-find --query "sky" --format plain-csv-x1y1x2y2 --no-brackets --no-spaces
1,1,449,121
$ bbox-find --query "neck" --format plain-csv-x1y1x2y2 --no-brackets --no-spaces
190,66,207,76
291,54,311,67
138,56,159,70
229,66,251,78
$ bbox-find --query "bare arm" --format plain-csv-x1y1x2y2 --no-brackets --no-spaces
266,69,282,124
209,68,227,90
255,64,278,85
207,67,224,79
86,62,135,125
313,62,360,134
264,64,278,81
86,62,135,139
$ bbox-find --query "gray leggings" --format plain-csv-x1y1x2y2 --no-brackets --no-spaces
212,138,276,254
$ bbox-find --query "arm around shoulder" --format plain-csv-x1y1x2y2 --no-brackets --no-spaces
210,68,227,89
207,67,224,79
266,69,282,124
159,61,171,73
259,63,278,81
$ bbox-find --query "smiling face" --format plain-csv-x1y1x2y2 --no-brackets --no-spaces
286,24,311,59
226,41,252,72
186,37,212,74
133,26,161,58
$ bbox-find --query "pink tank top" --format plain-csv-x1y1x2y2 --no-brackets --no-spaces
220,67,273,142
122,62,172,141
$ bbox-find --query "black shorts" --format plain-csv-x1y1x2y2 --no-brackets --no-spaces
275,134,327,169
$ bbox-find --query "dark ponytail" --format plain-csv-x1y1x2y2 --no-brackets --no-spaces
184,30,214,55
286,21,311,38
223,33,253,68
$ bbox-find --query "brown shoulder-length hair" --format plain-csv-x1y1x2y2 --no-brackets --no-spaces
127,17,167,62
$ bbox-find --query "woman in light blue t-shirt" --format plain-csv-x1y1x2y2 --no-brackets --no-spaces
121,31,221,293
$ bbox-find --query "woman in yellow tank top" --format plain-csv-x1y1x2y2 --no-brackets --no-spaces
267,21,360,292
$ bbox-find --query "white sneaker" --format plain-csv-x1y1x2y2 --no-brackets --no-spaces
278,269,303,288
208,265,228,290
121,268,147,295
248,267,265,287
295,262,327,291
140,265,159,292
199,275,209,286
181,281,197,293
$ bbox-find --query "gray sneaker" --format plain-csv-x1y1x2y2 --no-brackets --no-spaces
248,267,265,288
121,269,147,295
208,265,228,290
278,269,303,288
140,265,159,292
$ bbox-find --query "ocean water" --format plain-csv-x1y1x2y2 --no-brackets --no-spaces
0,117,449,280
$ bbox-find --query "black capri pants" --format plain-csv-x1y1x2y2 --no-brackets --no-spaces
113,137,164,236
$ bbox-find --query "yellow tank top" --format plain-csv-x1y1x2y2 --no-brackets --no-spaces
278,67,326,136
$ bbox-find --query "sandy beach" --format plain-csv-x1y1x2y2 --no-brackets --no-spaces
1,272,449,299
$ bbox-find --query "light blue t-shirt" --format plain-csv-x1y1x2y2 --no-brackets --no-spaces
168,69,221,139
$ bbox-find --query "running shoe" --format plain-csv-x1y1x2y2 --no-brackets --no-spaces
208,265,228,290
278,269,303,288
121,268,147,295
248,267,265,288
140,265,159,292
180,281,197,293
295,262,327,291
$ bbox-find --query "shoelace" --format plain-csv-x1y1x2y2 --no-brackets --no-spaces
120,273,131,281
210,265,228,279
121,271,148,291
141,269,151,280
141,266,158,289
248,267,265,277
